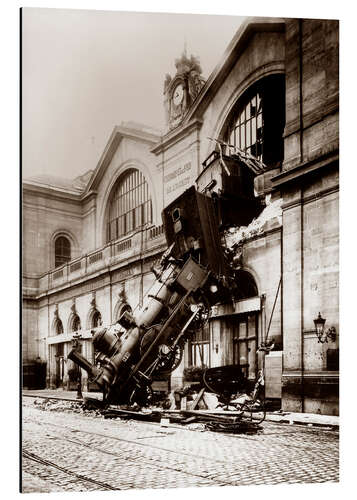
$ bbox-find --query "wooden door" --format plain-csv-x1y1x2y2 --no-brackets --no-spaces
232,313,258,381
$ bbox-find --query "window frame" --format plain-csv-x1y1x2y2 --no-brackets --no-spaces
189,323,210,368
225,90,264,162
91,310,102,329
71,314,81,333
54,319,64,335
54,236,71,268
107,169,152,243
223,74,285,169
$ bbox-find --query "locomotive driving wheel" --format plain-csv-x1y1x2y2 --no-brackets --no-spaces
155,342,183,374
187,297,211,333
129,383,153,407
139,325,184,375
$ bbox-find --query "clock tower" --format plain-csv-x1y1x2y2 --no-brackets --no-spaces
164,51,205,131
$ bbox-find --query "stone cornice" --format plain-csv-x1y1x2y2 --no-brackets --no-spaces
272,151,339,188
151,118,203,155
85,125,161,194
22,182,83,203
282,371,339,379
24,125,161,203
183,17,286,124
152,19,285,158
81,190,98,202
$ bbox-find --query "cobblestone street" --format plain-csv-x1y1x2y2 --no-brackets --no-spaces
21,397,339,493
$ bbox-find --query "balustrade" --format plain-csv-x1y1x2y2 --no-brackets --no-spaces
28,225,166,294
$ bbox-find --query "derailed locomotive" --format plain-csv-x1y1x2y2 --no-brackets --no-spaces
68,183,245,406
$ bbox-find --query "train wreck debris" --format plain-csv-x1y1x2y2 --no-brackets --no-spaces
67,149,277,412
223,196,282,251
87,363,266,435
68,186,238,408
67,171,275,412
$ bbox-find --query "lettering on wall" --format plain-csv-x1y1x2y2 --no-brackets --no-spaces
112,267,134,283
48,276,109,304
164,162,192,196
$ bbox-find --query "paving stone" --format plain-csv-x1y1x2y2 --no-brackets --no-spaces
21,399,339,492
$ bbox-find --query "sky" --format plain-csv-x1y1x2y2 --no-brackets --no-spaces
22,8,243,180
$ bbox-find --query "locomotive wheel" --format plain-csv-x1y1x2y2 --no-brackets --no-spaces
129,384,153,407
154,342,183,374
187,297,211,333
140,327,184,375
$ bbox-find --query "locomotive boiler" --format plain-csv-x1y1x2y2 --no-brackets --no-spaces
68,186,237,406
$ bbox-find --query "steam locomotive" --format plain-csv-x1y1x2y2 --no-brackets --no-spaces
68,170,257,406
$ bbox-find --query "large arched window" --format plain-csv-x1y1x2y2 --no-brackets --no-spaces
107,169,152,242
223,74,285,169
55,236,71,268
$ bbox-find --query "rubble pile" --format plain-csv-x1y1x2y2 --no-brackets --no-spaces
26,389,265,435
32,398,103,418
223,197,282,250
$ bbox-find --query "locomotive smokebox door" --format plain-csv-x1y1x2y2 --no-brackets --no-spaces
162,186,227,277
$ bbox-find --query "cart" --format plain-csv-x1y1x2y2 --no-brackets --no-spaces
203,365,266,425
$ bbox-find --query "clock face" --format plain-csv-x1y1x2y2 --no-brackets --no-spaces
173,83,184,106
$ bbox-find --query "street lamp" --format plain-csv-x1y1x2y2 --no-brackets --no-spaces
313,313,337,343
72,332,83,399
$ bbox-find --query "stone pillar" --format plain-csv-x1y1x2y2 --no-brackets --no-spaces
281,189,303,412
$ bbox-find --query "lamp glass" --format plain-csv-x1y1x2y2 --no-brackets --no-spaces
314,312,326,336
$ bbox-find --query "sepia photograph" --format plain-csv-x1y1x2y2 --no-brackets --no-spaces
20,3,340,495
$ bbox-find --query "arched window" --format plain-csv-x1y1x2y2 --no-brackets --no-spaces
55,236,71,268
224,74,285,169
234,270,258,300
54,319,64,335
107,169,152,242
114,302,132,323
91,310,102,328
71,314,81,332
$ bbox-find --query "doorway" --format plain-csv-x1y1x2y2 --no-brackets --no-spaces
232,312,258,381
55,342,64,388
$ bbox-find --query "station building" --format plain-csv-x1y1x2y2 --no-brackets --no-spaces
22,17,339,415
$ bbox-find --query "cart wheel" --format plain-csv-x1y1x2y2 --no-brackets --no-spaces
239,403,253,422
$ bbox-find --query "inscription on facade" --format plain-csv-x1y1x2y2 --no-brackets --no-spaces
164,162,192,196
112,264,142,283
48,276,109,304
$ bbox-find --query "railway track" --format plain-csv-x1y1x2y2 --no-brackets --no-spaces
22,417,235,488
22,401,339,492
22,449,119,491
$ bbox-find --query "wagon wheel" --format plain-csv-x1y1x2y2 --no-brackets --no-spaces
238,403,253,422
249,399,266,424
